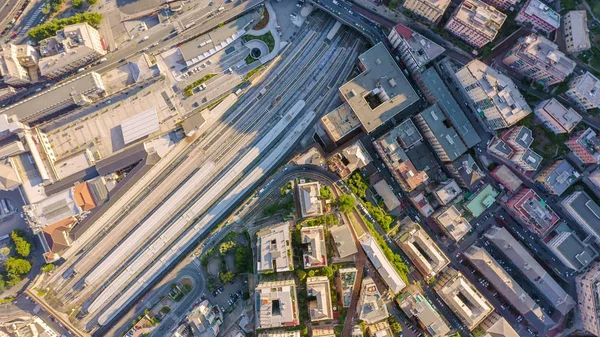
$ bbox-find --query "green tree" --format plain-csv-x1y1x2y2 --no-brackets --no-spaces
234,246,250,273
338,194,355,213
219,241,236,255
472,326,485,337
307,270,315,277
0,275,5,292
86,0,98,4
41,264,55,273
11,231,30,257
28,12,104,41
347,171,368,199
6,274,21,287
72,0,83,7
319,266,334,279
220,271,235,283
319,186,332,200
296,269,306,281
4,257,31,275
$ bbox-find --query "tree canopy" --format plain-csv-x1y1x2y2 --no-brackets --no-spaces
4,257,31,276
347,172,369,199
11,231,30,257
219,241,236,255
338,194,355,213
28,12,103,41
220,271,235,283
41,264,55,273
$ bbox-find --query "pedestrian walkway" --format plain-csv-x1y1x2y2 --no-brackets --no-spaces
245,1,281,63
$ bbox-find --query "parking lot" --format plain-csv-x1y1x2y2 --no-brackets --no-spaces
0,189,27,238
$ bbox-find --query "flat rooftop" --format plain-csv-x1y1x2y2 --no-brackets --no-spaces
256,222,293,273
358,277,389,324
537,160,578,196
490,165,522,192
397,285,451,337
179,14,254,66
485,226,576,316
256,280,299,329
360,235,406,293
306,276,333,321
421,67,480,148
340,43,418,133
536,98,581,132
520,0,560,29
435,206,472,242
563,191,600,239
320,103,361,142
330,224,358,258
0,72,105,123
452,0,507,40
397,220,450,278
417,105,467,162
549,231,598,271
465,184,498,217
301,226,327,269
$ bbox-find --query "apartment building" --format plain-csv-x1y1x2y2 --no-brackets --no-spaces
446,154,484,192
489,164,522,192
433,206,472,242
402,0,450,22
516,0,560,33
535,160,579,196
360,235,406,294
0,86,18,102
433,268,493,330
565,72,600,110
504,188,560,237
488,126,542,171
0,44,32,86
534,98,581,134
561,191,600,242
455,60,531,130
434,179,462,206
256,222,293,273
575,262,600,336
464,245,555,335
563,10,591,53
255,279,299,329
396,284,451,337
464,184,499,217
565,128,600,164
300,226,327,269
39,22,106,79
547,231,597,271
297,181,323,218
444,0,506,48
358,277,389,324
388,24,445,73
485,226,576,316
482,0,519,11
414,105,467,162
503,34,575,87
306,276,333,322
373,119,428,192
396,219,450,279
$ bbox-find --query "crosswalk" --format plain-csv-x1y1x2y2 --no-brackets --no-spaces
18,5,43,37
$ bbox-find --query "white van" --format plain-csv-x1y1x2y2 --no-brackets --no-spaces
217,6,224,11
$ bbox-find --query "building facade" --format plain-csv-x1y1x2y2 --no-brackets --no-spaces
576,262,600,336
388,24,445,73
565,128,600,164
563,10,591,53
516,0,561,33
534,98,581,134
455,60,531,130
503,34,576,87
0,44,32,86
414,105,467,162
565,72,600,110
561,191,600,242
444,0,506,48
402,0,451,22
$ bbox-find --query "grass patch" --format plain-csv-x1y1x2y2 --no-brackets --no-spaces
243,31,275,52
591,1,600,19
183,73,217,97
245,54,258,65
243,65,264,82
206,95,227,110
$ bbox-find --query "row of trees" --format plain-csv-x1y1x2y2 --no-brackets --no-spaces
28,12,103,41
72,0,98,8
0,231,33,292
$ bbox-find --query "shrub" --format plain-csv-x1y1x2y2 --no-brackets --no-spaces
11,231,31,257
41,264,55,273
4,257,31,275
28,13,103,41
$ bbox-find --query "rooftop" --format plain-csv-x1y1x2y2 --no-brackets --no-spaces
510,35,576,81
434,179,462,205
179,14,254,66
340,43,419,133
490,165,522,192
519,0,560,29
420,67,481,148
417,105,467,162
562,191,600,239
320,104,361,142
572,72,600,107
391,24,445,69
0,72,105,123
483,317,520,337
548,231,598,271
435,270,493,330
396,285,451,337
536,160,578,196
485,226,576,316
373,180,401,211
451,0,507,40
256,280,299,329
465,184,498,217
256,222,293,273
435,206,472,242
396,220,450,278
535,98,581,133
395,118,423,149
464,245,555,334
25,188,81,229
410,191,434,217
301,226,327,269
564,10,591,52
330,224,358,258
120,108,160,145
358,277,389,324
449,154,483,191
297,181,324,218
306,276,333,321
360,235,406,294
507,188,560,236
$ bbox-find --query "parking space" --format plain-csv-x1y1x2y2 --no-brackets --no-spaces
0,189,27,238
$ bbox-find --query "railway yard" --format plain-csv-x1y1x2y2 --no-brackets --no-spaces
42,11,364,333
